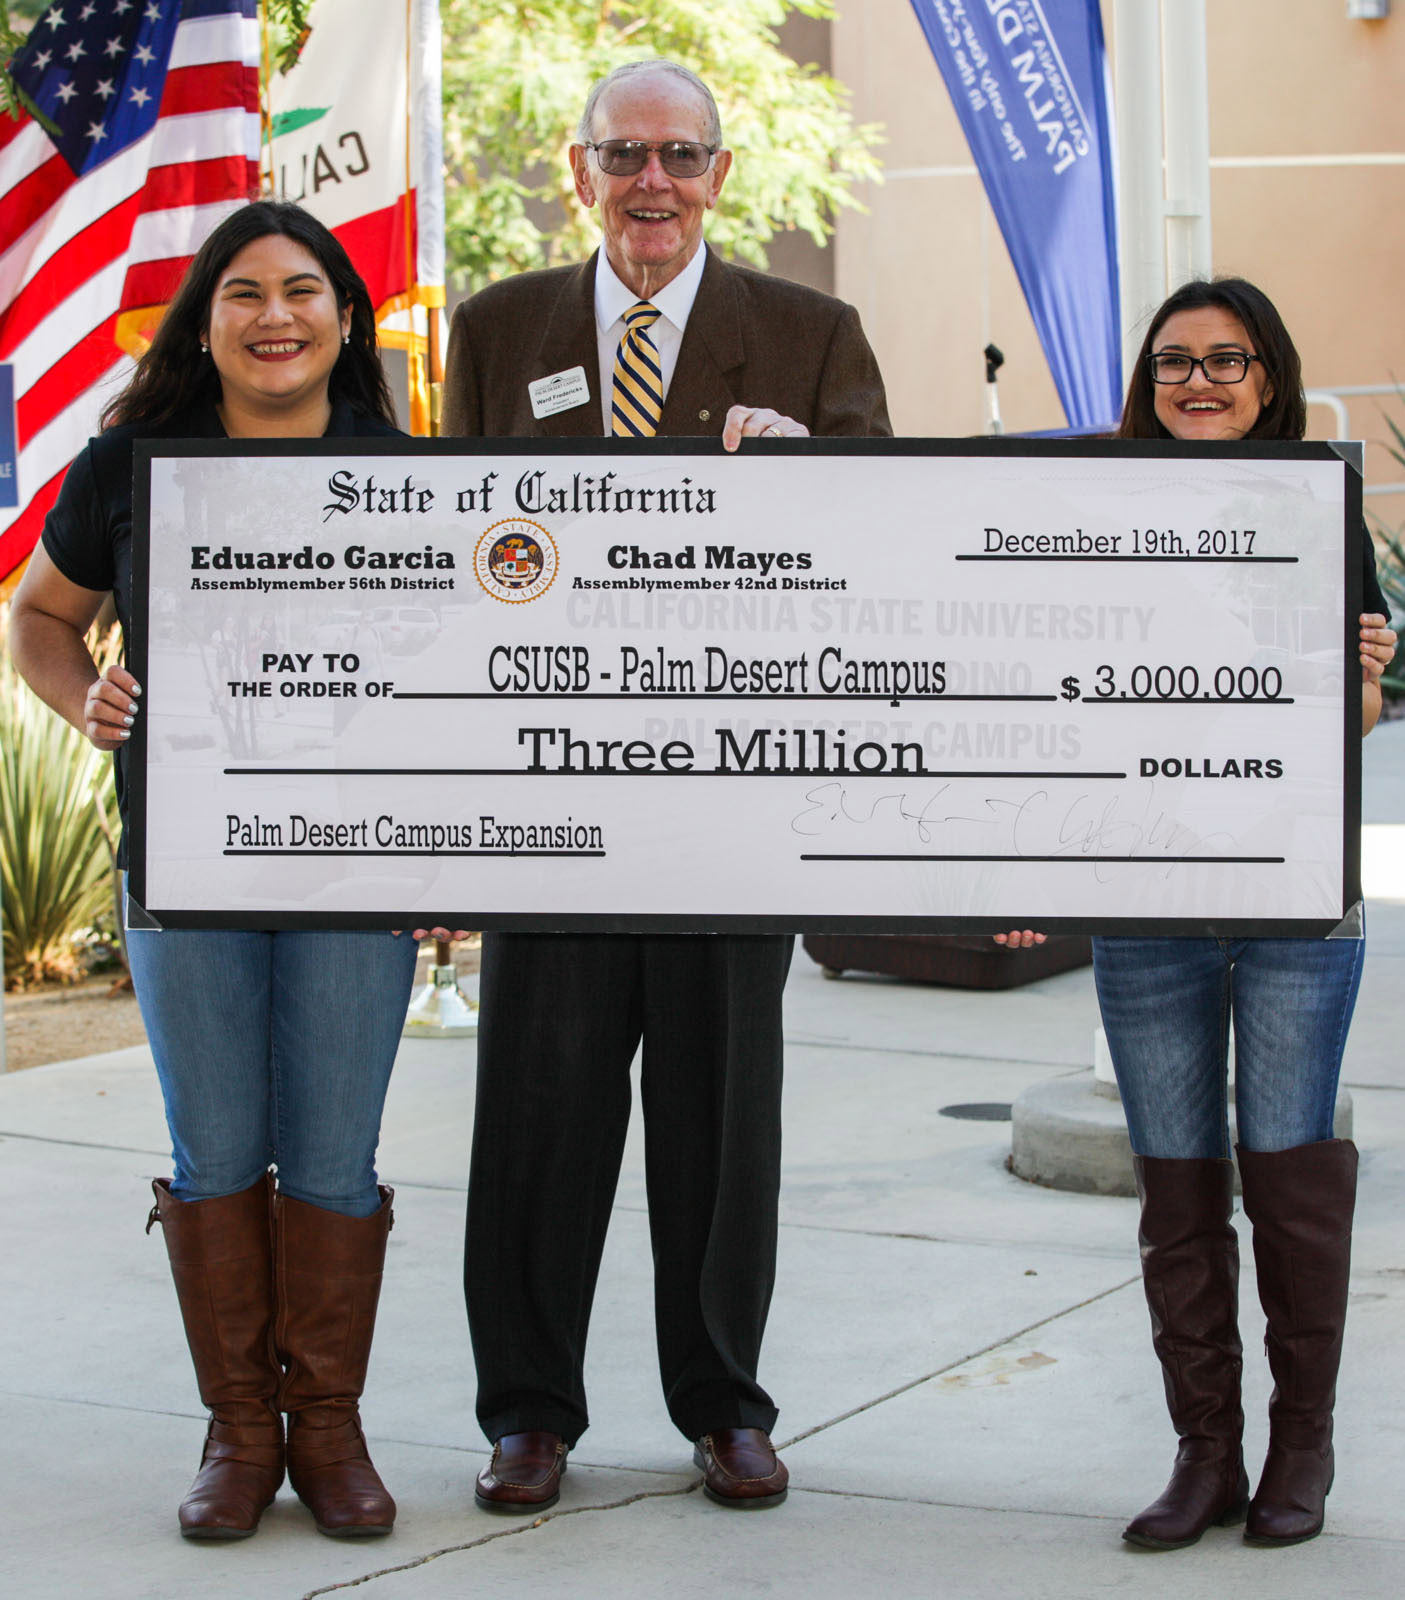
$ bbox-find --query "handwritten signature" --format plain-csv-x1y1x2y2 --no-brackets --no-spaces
790,780,1235,879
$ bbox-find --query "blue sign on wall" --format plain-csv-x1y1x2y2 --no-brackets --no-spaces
0,365,17,510
909,0,1122,430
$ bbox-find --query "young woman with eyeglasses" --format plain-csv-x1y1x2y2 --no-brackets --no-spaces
1098,277,1395,1551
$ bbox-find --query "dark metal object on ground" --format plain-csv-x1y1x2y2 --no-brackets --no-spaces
940,1103,1013,1122
802,933,1091,990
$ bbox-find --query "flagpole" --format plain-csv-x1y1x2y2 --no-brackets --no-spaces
399,0,427,436
397,0,467,1037
427,298,443,431
1160,0,1212,288
259,0,274,195
415,0,446,428
402,0,417,335
1113,0,1166,383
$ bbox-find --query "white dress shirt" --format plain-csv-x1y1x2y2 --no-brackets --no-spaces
592,244,707,433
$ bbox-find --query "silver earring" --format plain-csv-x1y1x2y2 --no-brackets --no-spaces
342,334,350,345
200,342,209,354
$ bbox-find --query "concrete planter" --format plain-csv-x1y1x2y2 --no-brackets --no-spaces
1010,1070,1355,1196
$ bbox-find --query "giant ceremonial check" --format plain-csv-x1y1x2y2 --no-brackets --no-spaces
127,439,1363,935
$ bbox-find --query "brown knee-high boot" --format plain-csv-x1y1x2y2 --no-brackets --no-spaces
275,1188,396,1537
1122,1156,1250,1550
147,1173,285,1539
1238,1139,1357,1547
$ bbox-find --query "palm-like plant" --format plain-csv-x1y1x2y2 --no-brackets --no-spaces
1,611,123,988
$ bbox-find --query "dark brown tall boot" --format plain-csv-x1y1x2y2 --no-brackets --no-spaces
1121,1156,1250,1550
275,1188,396,1537
1238,1139,1357,1547
147,1173,284,1539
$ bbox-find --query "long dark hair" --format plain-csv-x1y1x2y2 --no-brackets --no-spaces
1117,277,1306,443
103,201,395,430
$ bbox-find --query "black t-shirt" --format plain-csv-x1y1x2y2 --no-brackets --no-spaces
1362,527,1389,620
40,397,403,863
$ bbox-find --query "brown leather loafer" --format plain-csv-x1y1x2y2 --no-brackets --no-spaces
475,1431,568,1513
693,1428,788,1509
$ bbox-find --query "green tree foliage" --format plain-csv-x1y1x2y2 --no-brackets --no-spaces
264,0,316,77
439,0,881,288
3,2,314,117
0,3,37,120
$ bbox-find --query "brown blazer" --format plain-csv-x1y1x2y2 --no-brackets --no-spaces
441,246,891,440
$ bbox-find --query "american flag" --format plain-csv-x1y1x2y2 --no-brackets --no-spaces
0,1,259,581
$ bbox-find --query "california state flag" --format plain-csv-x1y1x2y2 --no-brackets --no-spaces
267,0,444,425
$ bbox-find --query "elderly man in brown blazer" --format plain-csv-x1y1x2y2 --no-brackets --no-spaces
442,57,890,1514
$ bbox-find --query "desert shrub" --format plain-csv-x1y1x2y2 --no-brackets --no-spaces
1,607,123,988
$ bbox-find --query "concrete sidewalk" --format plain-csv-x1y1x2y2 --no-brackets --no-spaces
3,727,1404,1600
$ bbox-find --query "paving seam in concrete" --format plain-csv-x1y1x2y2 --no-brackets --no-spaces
775,1272,1140,1454
0,1388,215,1421
792,1486,1405,1544
786,1037,1089,1070
0,1133,1146,1254
0,1390,707,1482
299,1481,704,1598
0,1128,168,1155
796,1484,1122,1521
769,1216,1135,1250
297,1488,1405,1600
583,1201,1141,1257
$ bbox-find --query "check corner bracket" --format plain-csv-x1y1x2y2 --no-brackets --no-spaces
1327,440,1364,477
124,896,164,933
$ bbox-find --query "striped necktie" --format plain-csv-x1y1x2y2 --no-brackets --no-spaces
611,301,664,436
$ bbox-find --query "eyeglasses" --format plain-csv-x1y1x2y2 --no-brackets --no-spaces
1147,351,1262,385
583,139,718,178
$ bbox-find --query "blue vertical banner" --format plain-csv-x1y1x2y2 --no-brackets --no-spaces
0,366,17,510
909,0,1122,429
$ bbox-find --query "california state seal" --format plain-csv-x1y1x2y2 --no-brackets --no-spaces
473,518,558,603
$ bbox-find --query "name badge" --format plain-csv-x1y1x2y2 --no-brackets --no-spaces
529,366,591,420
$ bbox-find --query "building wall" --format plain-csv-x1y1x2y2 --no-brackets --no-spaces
767,11,838,296
830,0,1405,521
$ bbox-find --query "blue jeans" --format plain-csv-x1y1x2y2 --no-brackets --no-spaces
1092,936,1364,1159
125,924,417,1215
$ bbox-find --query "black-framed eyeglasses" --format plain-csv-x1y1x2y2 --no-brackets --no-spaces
1147,351,1262,385
583,139,718,178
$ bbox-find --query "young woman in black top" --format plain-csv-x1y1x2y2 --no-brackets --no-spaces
9,202,417,1542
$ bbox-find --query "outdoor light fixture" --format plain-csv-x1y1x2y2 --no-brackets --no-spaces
403,944,479,1037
